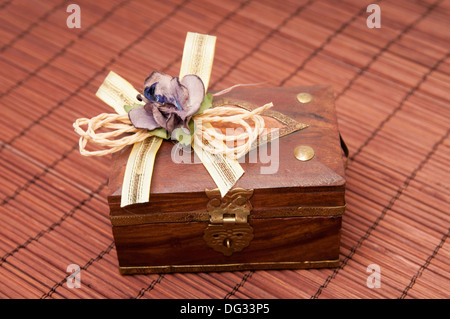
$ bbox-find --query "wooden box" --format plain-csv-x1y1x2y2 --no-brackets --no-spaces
108,85,347,274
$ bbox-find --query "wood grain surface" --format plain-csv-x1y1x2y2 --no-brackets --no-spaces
0,0,448,299
109,85,346,273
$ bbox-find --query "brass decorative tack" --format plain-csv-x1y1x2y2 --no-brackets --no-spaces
296,92,313,103
294,145,315,161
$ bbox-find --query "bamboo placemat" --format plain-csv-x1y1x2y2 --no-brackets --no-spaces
0,0,448,299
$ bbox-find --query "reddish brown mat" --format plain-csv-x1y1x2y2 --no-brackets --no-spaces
0,0,448,299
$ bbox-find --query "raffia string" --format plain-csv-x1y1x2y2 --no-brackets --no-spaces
194,102,273,159
73,113,151,156
73,102,273,159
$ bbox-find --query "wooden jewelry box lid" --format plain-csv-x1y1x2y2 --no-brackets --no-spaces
108,85,346,221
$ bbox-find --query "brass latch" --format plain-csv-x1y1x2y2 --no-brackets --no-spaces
203,188,254,256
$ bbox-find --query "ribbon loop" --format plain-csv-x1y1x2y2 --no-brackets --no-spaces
73,32,280,205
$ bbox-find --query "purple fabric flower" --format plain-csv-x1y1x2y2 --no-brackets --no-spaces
129,71,205,138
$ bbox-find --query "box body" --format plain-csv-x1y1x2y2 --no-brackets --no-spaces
108,86,346,274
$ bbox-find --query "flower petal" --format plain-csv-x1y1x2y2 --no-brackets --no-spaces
138,72,206,139
165,114,187,139
169,77,189,111
151,104,170,128
181,74,205,116
128,106,160,131
142,71,173,104
144,71,172,88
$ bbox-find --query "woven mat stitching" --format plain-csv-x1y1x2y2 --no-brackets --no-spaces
400,228,450,298
210,0,315,89
312,128,449,299
226,0,445,298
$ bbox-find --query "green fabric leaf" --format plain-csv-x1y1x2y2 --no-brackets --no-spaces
124,103,143,113
194,93,213,116
172,127,192,146
148,128,170,140
188,118,195,134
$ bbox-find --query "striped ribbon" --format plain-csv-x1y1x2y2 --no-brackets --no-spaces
96,32,244,206
95,71,163,207
179,32,244,198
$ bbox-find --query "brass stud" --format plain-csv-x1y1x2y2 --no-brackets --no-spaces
296,92,313,103
294,145,315,161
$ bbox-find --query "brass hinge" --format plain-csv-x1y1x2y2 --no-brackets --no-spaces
203,188,254,256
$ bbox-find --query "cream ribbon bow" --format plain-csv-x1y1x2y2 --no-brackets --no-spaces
74,32,273,206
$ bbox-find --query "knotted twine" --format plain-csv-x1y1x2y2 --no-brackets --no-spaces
73,101,273,160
